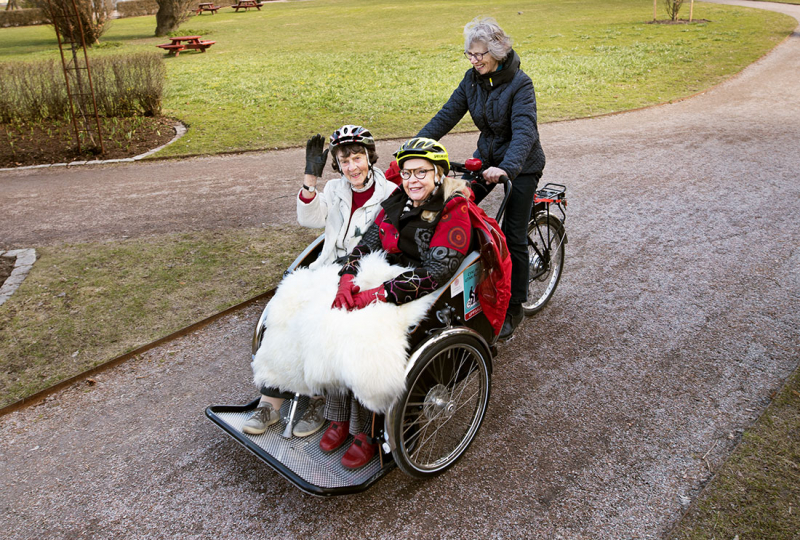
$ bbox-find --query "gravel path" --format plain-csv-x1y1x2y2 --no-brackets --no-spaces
1,1,799,538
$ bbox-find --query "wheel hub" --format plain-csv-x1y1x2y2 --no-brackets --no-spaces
529,249,549,280
423,384,454,421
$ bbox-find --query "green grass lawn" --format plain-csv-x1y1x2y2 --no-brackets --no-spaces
0,0,794,157
669,368,800,539
0,226,319,409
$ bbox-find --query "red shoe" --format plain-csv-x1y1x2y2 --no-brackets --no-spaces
319,421,349,453
341,433,377,469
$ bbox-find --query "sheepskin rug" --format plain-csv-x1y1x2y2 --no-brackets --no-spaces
251,252,438,413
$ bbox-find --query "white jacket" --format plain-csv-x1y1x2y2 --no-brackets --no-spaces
297,168,396,268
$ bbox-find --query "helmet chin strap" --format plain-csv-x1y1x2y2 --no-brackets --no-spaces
430,174,442,198
351,167,374,193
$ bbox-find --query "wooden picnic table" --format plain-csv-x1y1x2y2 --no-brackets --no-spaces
232,0,262,12
196,3,221,14
156,36,216,56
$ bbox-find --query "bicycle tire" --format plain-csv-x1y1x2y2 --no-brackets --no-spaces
522,213,565,316
390,334,491,478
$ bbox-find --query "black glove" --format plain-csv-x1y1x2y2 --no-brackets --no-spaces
305,134,329,177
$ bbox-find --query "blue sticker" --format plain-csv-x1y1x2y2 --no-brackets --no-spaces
463,263,482,321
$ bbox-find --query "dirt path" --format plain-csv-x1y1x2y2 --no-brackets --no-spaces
1,1,799,538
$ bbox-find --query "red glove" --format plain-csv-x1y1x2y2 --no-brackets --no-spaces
332,274,360,310
349,285,388,311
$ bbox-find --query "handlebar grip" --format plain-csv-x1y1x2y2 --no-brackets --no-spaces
495,175,512,222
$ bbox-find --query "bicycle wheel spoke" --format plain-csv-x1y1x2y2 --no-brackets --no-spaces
523,218,564,314
444,348,472,388
393,340,491,476
410,390,480,463
405,378,482,464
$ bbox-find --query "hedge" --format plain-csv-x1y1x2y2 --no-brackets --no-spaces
0,51,165,123
0,8,46,27
116,0,159,18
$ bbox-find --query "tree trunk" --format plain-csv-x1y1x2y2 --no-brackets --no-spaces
155,0,191,37
6,0,21,10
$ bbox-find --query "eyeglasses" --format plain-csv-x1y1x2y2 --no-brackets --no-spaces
464,50,489,61
400,168,435,180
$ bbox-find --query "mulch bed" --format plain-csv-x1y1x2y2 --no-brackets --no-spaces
1,116,178,169
649,18,710,24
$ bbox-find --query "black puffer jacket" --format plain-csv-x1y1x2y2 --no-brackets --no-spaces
417,49,545,179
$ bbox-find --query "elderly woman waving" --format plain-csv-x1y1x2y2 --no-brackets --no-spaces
417,17,546,340
298,125,397,268
242,125,396,440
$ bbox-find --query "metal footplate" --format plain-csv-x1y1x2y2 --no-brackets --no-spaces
205,397,394,496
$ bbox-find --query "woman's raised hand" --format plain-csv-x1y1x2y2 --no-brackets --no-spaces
305,134,329,177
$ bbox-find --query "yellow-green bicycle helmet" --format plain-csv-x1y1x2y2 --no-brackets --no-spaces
394,137,450,175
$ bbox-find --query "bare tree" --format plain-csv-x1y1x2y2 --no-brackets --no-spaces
35,0,112,45
663,0,684,21
155,0,193,37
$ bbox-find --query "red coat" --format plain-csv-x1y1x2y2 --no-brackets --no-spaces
465,193,512,335
341,187,512,335
341,190,471,304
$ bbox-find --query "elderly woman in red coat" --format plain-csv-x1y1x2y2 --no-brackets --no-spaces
325,137,473,469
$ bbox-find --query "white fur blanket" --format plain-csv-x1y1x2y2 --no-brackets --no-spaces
251,252,437,413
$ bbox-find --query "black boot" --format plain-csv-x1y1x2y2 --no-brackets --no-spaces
499,303,523,340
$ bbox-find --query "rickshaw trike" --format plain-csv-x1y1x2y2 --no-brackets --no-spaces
206,160,567,496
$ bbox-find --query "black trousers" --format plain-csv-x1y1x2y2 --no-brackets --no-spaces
471,171,541,305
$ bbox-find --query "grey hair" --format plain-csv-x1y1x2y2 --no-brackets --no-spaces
464,17,513,62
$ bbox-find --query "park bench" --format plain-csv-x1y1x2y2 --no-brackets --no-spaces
232,0,261,11
156,43,186,56
156,36,215,56
185,40,216,52
196,3,222,14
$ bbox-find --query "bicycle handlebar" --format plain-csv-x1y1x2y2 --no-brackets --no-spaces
495,176,511,221
448,161,512,222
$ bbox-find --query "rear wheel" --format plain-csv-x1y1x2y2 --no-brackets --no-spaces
390,334,491,478
522,215,565,316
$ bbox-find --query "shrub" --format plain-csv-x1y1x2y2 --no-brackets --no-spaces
92,52,166,117
116,0,159,18
0,60,69,122
0,8,46,28
0,51,165,124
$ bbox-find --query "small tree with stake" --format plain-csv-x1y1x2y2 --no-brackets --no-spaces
653,0,695,22
664,0,684,21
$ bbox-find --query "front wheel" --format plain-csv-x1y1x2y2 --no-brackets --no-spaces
522,214,565,316
390,334,491,478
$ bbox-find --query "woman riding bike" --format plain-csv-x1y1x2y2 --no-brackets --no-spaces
417,17,546,339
